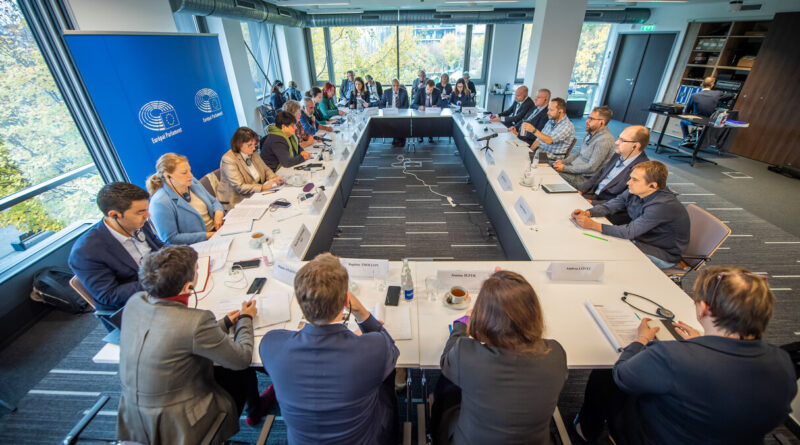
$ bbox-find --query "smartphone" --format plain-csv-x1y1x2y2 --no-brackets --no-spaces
247,277,267,294
233,259,260,269
270,200,291,208
385,286,401,306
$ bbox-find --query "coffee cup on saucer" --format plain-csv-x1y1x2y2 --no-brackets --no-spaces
446,286,468,305
249,232,266,249
522,170,535,186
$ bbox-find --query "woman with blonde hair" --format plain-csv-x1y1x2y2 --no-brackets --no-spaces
431,270,567,445
281,100,314,149
147,153,224,244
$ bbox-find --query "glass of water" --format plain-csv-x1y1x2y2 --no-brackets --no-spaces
425,276,439,302
373,270,387,293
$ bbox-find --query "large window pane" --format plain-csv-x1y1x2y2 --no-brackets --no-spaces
569,23,612,113
1,2,104,267
309,27,329,83
241,22,283,99
398,24,466,85
329,26,397,85
468,25,487,79
516,23,533,80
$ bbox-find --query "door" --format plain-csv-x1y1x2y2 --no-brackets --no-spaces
604,33,677,124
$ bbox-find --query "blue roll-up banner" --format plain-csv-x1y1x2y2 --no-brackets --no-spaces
64,33,239,188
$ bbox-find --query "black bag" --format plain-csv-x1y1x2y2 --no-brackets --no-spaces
30,267,90,314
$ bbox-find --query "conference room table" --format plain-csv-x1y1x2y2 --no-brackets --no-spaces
94,107,700,370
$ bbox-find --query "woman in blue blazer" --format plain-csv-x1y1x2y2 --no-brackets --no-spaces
450,79,474,108
147,153,224,245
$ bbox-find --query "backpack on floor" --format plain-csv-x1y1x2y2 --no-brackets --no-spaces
30,267,90,314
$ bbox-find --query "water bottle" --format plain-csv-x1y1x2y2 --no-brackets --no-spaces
401,258,414,301
261,241,273,268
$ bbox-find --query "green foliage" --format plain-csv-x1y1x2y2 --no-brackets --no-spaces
571,23,612,84
0,140,63,233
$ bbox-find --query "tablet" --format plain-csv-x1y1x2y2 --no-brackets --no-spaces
542,183,578,194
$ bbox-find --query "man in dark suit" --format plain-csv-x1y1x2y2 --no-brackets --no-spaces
340,70,355,103
680,77,734,139
510,88,550,144
259,253,399,445
411,69,427,99
69,182,164,313
491,86,534,128
412,79,442,143
365,74,383,104
578,125,650,224
380,79,410,147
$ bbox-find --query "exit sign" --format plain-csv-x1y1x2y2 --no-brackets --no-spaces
641,25,655,32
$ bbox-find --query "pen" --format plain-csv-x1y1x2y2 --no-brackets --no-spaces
634,312,641,320
448,324,453,334
583,232,609,242
262,190,278,195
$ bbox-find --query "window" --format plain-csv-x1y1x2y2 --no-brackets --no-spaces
241,21,284,99
398,24,466,85
468,25,487,79
516,23,533,82
329,26,397,85
569,23,612,114
308,27,329,83
0,2,103,270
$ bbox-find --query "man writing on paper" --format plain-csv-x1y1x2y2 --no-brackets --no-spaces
509,88,550,144
527,98,575,161
552,106,616,188
490,86,533,128
570,161,690,269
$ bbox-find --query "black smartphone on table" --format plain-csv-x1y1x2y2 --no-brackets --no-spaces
247,277,267,295
385,286,401,306
233,259,260,269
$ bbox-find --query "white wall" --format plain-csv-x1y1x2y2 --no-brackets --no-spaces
66,0,177,32
485,24,523,113
279,25,312,91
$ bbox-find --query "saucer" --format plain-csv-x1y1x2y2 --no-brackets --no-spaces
519,180,534,188
442,292,470,310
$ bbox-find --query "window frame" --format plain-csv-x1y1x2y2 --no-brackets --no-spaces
514,23,532,84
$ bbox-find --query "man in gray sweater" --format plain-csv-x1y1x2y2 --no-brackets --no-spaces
553,106,615,188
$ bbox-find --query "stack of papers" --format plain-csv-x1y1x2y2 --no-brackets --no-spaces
373,303,412,340
191,237,233,271
224,206,267,221
212,291,292,330
585,301,640,352
216,220,253,236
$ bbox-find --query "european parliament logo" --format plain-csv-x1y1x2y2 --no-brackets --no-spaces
138,100,180,131
195,88,222,113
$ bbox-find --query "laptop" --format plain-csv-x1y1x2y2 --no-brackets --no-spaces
542,183,578,194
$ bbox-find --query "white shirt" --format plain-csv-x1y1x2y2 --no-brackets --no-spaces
103,219,152,266
241,154,260,181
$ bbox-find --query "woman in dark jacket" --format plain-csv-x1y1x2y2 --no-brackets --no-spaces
259,110,310,170
269,80,286,111
450,79,474,108
348,77,371,109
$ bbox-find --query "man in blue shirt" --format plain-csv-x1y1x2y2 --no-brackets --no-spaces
299,97,332,136
571,160,690,269
526,98,575,160
259,253,399,445
680,77,734,140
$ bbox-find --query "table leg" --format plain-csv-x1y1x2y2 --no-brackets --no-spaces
654,113,677,154
668,124,718,167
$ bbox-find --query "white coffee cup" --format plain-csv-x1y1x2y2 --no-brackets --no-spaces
446,286,468,305
523,170,535,186
323,150,332,161
249,232,266,249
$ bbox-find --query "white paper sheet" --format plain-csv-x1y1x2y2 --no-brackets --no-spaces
585,301,640,352
372,302,412,340
212,291,291,329
224,206,267,221
191,237,233,271
216,220,253,236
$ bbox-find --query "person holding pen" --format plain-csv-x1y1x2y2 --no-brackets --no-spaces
570,160,689,270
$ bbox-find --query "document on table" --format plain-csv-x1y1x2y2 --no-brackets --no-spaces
585,300,640,352
224,206,266,221
372,302,412,340
271,207,303,222
194,256,210,292
216,220,253,236
191,237,233,271
212,291,292,330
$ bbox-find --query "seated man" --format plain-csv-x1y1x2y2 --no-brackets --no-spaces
571,160,690,269
339,70,355,103
526,98,575,161
260,110,310,170
380,79,410,147
680,76,734,140
365,74,383,103
284,80,302,102
490,86,533,128
553,106,616,188
412,79,442,143
299,97,332,136
69,182,164,313
411,69,427,98
260,253,399,445
509,88,550,144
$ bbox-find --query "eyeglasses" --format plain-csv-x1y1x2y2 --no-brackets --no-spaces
616,138,637,144
708,272,765,309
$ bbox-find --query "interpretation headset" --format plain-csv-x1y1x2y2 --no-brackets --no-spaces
167,174,191,203
187,285,198,308
621,291,674,320
113,214,147,243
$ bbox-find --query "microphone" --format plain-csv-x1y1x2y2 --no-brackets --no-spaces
477,132,498,142
314,135,332,142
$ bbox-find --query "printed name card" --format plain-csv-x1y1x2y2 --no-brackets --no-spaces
437,270,492,294
366,107,379,115
462,107,477,115
547,262,605,282
383,107,399,115
497,170,512,191
341,147,350,161
351,131,358,143
289,224,311,259
485,150,495,166
311,189,327,214
273,260,299,286
514,197,535,225
326,167,339,187
340,258,390,279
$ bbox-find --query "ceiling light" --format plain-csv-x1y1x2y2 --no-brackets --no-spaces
436,6,494,12
279,0,350,6
306,8,364,14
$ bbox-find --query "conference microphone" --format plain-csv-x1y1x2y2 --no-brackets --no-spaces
314,135,332,142
477,132,498,142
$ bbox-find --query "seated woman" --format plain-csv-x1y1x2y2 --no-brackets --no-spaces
450,79,474,108
116,246,274,445
575,265,797,445
348,76,371,109
308,87,329,124
318,82,345,122
282,100,314,150
269,80,285,111
147,153,224,245
431,270,567,445
260,110,311,171
217,127,283,210
436,73,453,106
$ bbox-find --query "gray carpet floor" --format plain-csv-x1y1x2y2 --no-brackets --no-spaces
1,127,798,444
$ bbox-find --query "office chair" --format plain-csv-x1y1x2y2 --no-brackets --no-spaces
199,169,221,199
69,276,117,333
663,204,731,286
564,138,578,158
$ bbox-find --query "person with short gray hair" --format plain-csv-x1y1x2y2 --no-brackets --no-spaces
300,96,332,136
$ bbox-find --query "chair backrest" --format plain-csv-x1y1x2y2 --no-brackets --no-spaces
199,169,221,198
564,138,578,158
69,275,97,311
683,204,731,268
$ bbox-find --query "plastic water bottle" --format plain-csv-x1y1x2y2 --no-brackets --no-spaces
261,241,273,268
401,258,414,301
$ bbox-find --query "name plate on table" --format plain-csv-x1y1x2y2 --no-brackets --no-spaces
290,224,311,259
340,258,389,279
514,196,535,225
273,260,299,286
326,167,339,186
462,107,477,116
497,170,512,191
547,262,604,282
341,147,350,161
311,189,327,214
437,270,491,294
365,107,379,116
424,107,441,114
484,150,495,166
351,132,358,143
383,107,399,115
